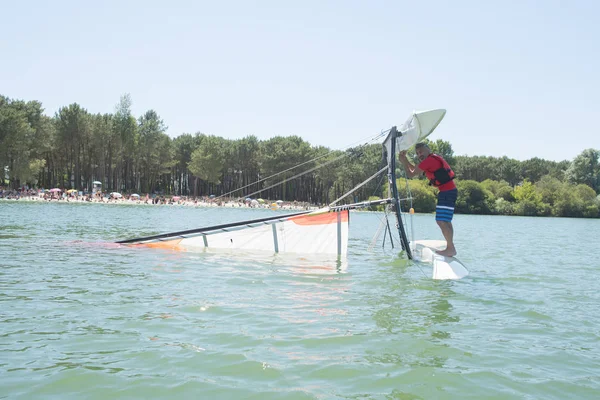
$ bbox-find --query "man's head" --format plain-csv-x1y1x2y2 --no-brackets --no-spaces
415,142,431,161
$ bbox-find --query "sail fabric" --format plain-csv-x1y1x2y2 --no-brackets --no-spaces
385,109,446,155
129,209,349,256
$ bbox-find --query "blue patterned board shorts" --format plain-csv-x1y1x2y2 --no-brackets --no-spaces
436,188,458,222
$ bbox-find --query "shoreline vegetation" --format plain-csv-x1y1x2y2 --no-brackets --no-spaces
1,94,599,218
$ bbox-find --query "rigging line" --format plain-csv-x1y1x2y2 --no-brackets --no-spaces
242,153,347,200
397,161,414,210
216,130,389,200
370,167,387,198
402,168,415,245
368,215,387,251
415,262,429,279
368,203,394,245
329,166,387,207
368,206,392,251
217,150,338,200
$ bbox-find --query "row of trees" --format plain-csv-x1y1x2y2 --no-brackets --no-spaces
0,94,384,204
1,94,598,217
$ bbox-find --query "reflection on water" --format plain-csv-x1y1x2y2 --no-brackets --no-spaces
125,244,351,276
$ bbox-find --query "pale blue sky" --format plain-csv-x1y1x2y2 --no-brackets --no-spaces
1,0,598,161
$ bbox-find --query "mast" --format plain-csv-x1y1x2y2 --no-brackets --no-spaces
385,126,413,259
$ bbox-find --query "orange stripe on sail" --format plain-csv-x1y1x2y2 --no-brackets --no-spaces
289,210,348,226
133,239,184,251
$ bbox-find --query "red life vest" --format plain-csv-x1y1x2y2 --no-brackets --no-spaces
427,154,455,187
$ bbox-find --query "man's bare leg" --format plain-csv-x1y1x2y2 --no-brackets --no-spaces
436,220,456,257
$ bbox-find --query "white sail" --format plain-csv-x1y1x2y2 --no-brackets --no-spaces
396,109,446,152
125,209,349,256
382,109,446,179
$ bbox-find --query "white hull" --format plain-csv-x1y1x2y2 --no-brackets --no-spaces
411,240,469,280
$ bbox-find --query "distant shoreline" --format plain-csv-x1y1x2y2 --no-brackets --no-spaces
0,195,319,212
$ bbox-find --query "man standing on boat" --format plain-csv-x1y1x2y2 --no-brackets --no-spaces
399,143,458,257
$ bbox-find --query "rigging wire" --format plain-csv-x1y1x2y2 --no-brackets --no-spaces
241,153,348,200
216,129,391,200
402,166,415,245
371,167,388,199
364,165,392,248
368,205,398,252
328,166,387,207
392,159,415,247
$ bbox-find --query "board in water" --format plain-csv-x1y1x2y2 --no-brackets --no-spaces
411,240,469,280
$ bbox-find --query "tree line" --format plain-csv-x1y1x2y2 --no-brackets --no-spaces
1,94,598,217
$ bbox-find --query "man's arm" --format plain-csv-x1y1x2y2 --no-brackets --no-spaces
398,151,424,178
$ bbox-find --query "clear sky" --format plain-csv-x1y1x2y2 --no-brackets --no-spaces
1,0,598,161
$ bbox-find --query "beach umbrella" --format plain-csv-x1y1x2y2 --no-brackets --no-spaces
257,198,265,204
66,189,78,194
276,200,284,204
49,188,62,192
110,192,122,198
131,193,140,198
172,196,180,201
92,181,102,185
245,197,252,202
250,199,259,207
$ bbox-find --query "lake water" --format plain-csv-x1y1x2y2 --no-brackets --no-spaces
1,201,599,399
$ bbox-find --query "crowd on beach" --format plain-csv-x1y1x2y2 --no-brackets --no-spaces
0,186,317,211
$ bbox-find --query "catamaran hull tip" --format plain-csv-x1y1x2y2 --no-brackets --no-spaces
412,240,469,280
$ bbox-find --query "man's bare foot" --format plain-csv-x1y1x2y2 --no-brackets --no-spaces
436,248,457,257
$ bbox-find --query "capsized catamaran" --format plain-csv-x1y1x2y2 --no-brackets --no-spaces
116,109,468,280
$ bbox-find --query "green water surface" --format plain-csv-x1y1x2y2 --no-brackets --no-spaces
1,201,599,399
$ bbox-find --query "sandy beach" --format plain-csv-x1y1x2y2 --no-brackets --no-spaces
0,188,319,211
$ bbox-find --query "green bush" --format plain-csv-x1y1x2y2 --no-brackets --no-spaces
494,198,514,215
481,179,514,201
535,175,564,206
583,204,599,218
514,200,539,216
397,179,436,213
455,180,492,214
574,184,597,202
497,185,515,202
